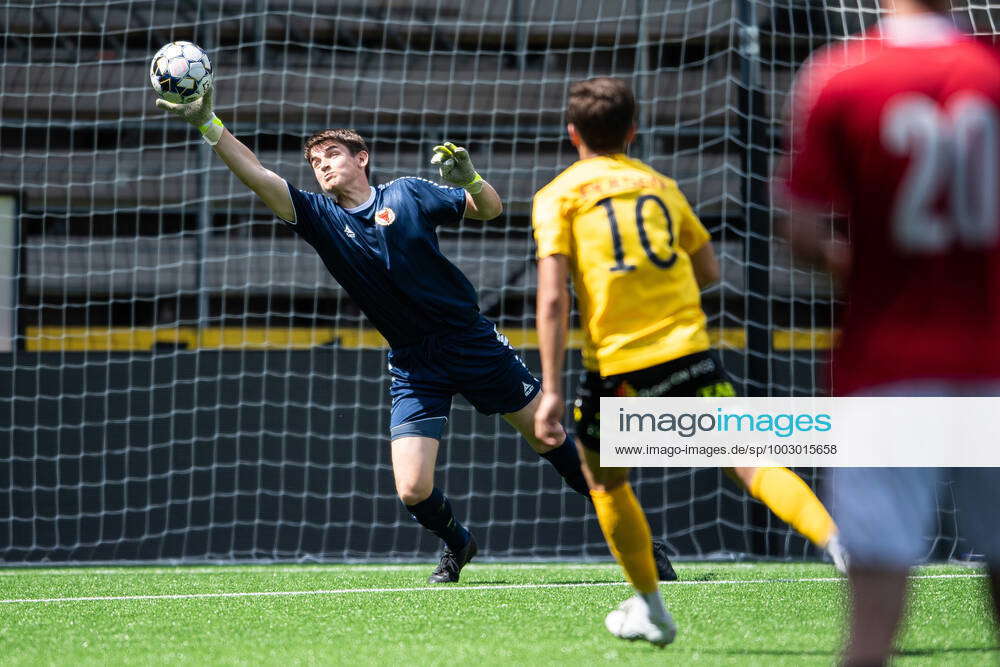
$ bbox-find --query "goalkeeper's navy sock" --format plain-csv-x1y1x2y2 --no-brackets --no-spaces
540,438,591,500
405,487,471,552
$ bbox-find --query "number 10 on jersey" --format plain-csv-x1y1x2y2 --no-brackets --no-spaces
598,195,679,272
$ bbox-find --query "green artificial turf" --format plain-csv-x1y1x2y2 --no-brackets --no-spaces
0,562,995,665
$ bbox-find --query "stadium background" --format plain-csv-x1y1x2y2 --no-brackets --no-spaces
2,0,991,564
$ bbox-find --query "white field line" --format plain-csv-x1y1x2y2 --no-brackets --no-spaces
0,562,756,577
0,560,983,577
0,573,984,605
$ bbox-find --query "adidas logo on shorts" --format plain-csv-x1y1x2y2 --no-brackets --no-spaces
522,382,534,396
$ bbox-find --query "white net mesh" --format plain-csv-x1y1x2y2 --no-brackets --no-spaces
2,0,994,563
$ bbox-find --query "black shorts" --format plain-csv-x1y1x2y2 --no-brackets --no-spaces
574,350,736,451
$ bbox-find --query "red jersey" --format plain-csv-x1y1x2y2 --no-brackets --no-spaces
777,14,1000,396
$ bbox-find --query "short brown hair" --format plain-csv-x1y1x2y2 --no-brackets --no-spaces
920,0,951,12
567,77,636,153
303,128,370,177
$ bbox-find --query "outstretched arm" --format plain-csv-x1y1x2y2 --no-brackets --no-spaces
209,131,294,221
155,88,294,222
431,142,503,220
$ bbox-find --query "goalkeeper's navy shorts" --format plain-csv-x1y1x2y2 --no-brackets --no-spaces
387,315,541,441
574,350,735,452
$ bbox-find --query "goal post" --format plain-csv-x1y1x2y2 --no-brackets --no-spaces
0,194,17,354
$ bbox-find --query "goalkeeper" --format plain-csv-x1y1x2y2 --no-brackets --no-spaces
154,86,677,583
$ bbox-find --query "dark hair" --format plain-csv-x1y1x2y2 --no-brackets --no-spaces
920,0,951,11
303,128,370,178
567,77,636,153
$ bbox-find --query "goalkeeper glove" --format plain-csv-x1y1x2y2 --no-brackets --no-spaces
154,86,224,146
431,141,484,194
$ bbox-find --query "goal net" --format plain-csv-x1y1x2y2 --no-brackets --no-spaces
2,0,992,563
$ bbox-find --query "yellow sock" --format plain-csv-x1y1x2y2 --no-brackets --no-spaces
748,467,836,547
590,482,658,594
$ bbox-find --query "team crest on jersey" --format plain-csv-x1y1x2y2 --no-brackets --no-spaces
374,207,396,226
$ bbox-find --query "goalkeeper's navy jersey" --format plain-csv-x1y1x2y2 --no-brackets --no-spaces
281,177,478,348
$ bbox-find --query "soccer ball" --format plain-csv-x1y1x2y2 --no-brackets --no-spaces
149,41,213,104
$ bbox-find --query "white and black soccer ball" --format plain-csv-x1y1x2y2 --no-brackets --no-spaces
149,41,213,104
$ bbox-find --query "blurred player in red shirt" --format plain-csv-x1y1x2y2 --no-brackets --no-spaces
777,0,1000,663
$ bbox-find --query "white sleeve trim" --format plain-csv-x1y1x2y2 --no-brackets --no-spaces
276,180,297,225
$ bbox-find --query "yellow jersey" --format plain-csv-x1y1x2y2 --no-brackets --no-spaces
532,154,711,376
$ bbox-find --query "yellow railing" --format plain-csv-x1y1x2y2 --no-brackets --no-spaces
24,326,835,352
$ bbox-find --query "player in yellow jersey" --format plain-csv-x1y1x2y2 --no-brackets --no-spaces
531,78,845,646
